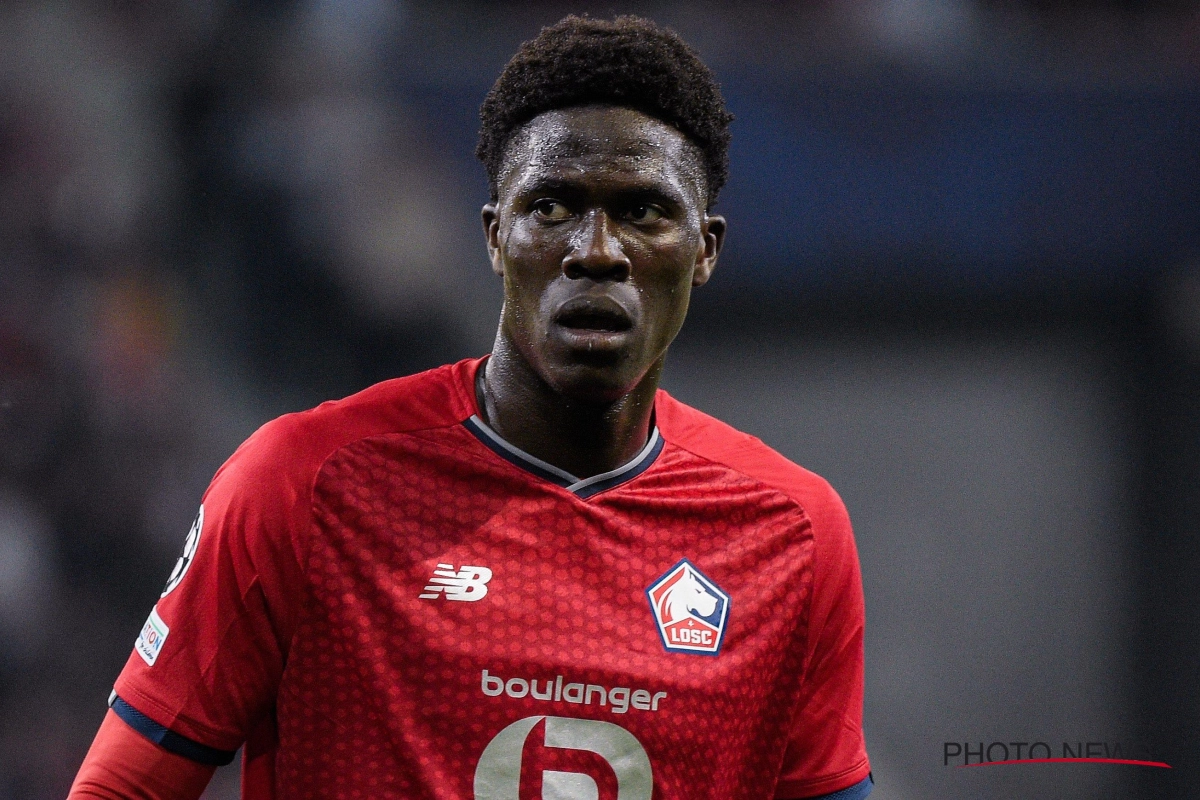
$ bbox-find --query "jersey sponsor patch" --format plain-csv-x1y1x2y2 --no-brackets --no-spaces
479,669,667,713
161,505,203,597
418,563,492,601
135,606,169,666
647,559,731,655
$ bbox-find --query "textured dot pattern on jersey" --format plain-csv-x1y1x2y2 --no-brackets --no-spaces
112,357,870,800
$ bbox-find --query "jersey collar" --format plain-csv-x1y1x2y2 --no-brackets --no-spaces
462,414,664,499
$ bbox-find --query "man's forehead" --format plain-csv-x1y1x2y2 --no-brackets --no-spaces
501,106,706,198
526,110,672,154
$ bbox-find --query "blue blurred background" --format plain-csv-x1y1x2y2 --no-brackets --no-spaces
0,2,1197,798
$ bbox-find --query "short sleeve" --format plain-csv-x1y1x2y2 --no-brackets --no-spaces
112,416,311,757
774,482,871,799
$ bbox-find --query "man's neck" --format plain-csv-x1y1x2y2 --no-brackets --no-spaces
477,338,659,480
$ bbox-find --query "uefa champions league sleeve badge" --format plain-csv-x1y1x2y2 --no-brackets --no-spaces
162,505,203,598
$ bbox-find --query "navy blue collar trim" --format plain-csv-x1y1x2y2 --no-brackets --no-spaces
462,415,663,499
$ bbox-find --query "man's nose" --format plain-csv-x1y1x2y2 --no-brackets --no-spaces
562,209,631,280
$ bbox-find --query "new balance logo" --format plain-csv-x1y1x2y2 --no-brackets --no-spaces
419,564,493,601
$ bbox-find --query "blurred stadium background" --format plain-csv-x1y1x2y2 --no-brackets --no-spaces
1,1,1197,798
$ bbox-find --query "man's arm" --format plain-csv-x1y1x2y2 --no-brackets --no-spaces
69,710,216,800
70,411,320,799
774,478,871,799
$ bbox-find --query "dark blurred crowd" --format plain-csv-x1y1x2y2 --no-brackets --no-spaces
0,4,477,795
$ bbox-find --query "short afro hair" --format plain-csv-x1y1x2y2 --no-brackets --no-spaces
477,15,733,208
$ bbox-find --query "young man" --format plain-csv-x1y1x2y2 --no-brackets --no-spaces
70,15,871,800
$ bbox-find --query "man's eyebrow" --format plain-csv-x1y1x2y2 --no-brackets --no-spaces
515,177,586,198
515,176,689,207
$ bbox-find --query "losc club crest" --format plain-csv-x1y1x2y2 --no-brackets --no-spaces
646,559,730,656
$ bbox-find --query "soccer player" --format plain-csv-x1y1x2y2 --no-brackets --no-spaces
69,15,871,800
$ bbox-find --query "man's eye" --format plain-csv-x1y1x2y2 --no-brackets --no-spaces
532,200,571,220
624,204,664,223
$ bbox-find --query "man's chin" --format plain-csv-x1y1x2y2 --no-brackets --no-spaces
542,357,642,406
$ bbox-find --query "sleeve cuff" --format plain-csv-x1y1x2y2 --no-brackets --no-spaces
779,772,873,800
109,694,238,766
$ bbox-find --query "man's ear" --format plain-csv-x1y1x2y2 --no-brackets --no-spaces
692,214,726,287
481,203,504,277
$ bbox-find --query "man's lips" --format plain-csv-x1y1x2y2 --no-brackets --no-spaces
552,296,634,332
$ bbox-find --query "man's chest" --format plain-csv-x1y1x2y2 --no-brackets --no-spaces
276,434,816,798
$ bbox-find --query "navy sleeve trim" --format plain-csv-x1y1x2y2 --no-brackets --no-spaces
109,694,237,766
786,773,873,800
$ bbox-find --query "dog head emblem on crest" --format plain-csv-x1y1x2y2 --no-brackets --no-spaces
646,559,730,656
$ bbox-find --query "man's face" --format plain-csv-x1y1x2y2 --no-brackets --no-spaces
483,105,725,404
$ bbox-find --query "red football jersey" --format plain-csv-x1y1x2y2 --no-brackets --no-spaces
112,357,871,799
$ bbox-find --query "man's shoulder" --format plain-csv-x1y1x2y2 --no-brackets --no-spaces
221,357,480,485
286,356,478,439
654,389,847,525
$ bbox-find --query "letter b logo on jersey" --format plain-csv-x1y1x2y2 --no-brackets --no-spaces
474,716,652,800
